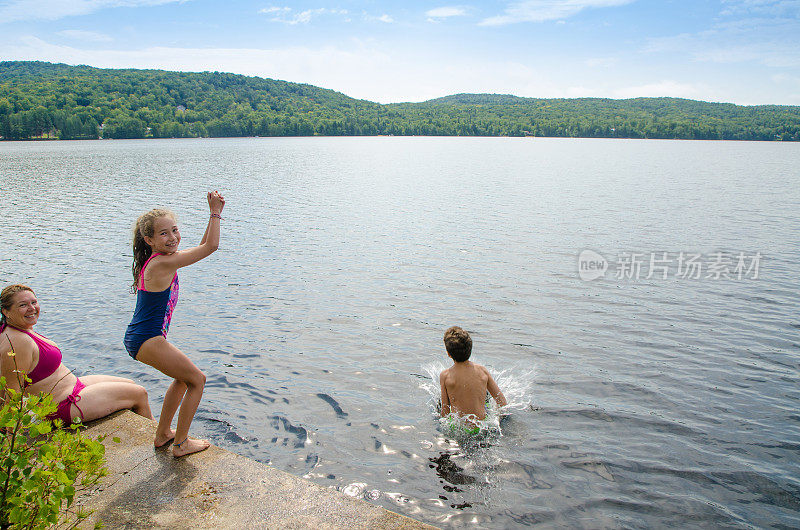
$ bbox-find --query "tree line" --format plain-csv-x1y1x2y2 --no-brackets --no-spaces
1,61,798,141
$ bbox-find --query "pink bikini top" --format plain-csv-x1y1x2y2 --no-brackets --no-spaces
0,323,62,386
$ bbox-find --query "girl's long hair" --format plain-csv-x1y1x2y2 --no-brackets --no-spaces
131,209,175,293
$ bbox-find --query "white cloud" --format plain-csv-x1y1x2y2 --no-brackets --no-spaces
696,45,800,67
0,0,186,23
57,29,113,42
260,7,348,25
721,0,800,16
562,85,597,97
771,73,800,84
259,6,290,15
585,57,618,67
645,16,800,68
480,0,634,26
425,7,467,19
612,80,707,99
362,12,394,23
644,32,694,54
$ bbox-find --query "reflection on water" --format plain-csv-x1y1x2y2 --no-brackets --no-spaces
1,137,799,528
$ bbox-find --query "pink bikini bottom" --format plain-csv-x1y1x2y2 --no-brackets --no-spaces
47,378,85,424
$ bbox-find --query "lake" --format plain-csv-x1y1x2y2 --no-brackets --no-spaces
1,136,798,528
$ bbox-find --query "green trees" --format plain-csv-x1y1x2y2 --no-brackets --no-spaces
1,61,799,141
103,116,147,139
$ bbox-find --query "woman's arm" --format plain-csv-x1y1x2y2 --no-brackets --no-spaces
1,332,34,394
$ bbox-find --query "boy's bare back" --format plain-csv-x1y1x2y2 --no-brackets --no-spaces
440,361,504,420
439,326,507,422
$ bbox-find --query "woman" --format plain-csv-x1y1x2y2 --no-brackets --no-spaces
0,284,154,426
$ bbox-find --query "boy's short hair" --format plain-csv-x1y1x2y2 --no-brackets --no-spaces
444,326,472,362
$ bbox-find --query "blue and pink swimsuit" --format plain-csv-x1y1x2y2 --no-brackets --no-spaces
124,253,179,359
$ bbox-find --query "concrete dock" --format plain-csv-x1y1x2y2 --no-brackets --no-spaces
74,411,437,529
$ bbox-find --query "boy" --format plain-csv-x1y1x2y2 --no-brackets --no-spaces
439,326,507,425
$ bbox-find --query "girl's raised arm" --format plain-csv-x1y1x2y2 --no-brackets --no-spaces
158,191,225,271
200,191,225,245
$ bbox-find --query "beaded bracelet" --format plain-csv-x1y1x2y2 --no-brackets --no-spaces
211,213,223,220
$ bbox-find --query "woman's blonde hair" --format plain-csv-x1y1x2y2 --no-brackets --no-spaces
1,284,34,326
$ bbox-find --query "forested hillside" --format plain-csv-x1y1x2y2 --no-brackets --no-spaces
1,61,798,141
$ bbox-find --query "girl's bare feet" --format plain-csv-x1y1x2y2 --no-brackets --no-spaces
173,436,211,457
154,428,177,448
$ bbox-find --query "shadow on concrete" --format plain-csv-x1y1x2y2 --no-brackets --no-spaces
96,446,200,527
78,411,436,529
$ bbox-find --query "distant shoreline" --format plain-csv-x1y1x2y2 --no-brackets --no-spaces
2,61,799,142
1,135,794,143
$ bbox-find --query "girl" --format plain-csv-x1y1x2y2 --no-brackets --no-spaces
124,191,225,457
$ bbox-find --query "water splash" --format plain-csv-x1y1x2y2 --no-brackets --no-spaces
488,365,536,411
420,360,537,440
420,361,536,413
420,361,447,411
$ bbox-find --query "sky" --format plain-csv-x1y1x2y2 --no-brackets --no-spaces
1,0,799,105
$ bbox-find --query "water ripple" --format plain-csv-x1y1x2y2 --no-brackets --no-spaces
2,137,799,528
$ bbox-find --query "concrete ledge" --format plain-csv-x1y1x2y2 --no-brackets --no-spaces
74,410,436,529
